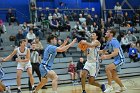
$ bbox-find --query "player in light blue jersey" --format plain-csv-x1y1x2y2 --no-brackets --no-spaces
33,34,76,93
99,29,126,92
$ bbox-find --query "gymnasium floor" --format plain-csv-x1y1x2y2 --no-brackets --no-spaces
16,76,140,93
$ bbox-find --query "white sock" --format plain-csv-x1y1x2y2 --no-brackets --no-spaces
18,86,21,90
32,85,35,88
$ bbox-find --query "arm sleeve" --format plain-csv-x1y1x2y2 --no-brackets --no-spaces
111,40,120,49
50,46,57,53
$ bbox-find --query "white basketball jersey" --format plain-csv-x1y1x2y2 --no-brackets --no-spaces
87,40,100,63
16,47,28,61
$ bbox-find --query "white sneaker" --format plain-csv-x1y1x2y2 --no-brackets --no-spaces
121,86,127,91
6,86,11,93
104,85,113,93
115,86,127,92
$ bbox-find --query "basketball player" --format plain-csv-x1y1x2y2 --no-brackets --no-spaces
80,31,105,93
99,29,126,92
33,35,76,93
2,39,35,93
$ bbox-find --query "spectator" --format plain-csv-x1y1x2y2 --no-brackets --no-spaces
0,20,6,46
100,19,105,30
34,37,44,56
133,13,140,26
26,28,36,43
50,15,59,34
123,12,131,26
68,61,77,83
21,22,29,37
48,13,52,21
107,10,114,20
136,40,140,52
126,31,137,44
0,20,6,34
79,14,86,24
62,15,71,31
86,14,93,26
6,8,18,25
38,13,45,22
76,57,85,82
100,37,106,50
114,2,122,11
15,30,25,46
56,39,66,57
114,2,123,24
105,18,113,28
93,14,100,26
72,21,83,39
129,43,139,62
121,34,130,53
53,9,62,21
30,2,37,23
91,22,98,32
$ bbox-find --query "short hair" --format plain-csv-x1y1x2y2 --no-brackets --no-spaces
19,39,26,46
108,28,116,37
29,28,33,31
92,31,102,41
47,34,57,43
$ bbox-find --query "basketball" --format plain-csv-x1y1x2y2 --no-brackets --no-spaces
78,42,88,51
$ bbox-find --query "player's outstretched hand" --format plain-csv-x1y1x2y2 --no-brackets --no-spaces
70,38,77,46
64,37,70,44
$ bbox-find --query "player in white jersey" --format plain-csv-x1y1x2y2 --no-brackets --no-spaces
80,31,105,93
2,39,35,93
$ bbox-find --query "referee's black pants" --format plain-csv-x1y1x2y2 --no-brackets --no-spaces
28,63,41,90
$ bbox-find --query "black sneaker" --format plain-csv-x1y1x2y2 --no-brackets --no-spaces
17,89,22,93
82,90,86,93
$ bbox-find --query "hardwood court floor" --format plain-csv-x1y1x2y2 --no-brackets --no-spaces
20,77,140,93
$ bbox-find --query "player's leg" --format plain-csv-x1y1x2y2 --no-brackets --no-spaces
104,63,115,92
28,63,35,90
33,77,48,93
27,67,35,90
112,69,124,87
26,62,35,91
88,62,106,92
111,68,126,92
105,63,115,86
88,77,101,87
81,69,88,93
0,81,6,92
16,69,23,93
47,70,58,93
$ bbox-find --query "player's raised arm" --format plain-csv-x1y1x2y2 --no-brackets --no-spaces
57,38,77,52
59,38,69,48
80,40,100,48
